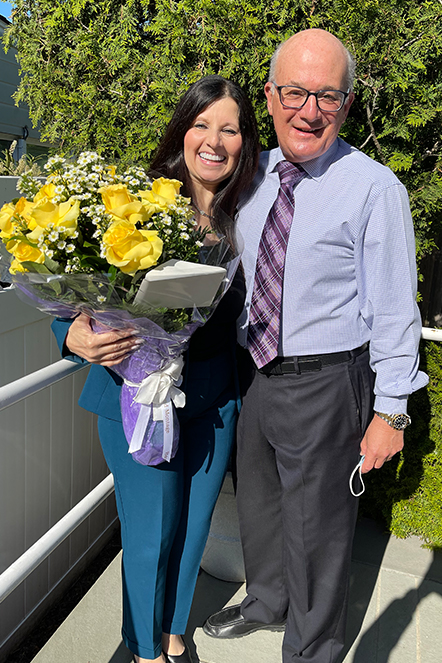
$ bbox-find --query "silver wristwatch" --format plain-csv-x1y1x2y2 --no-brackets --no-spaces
374,411,411,430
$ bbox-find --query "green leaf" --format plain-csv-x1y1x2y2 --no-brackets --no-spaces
20,261,52,274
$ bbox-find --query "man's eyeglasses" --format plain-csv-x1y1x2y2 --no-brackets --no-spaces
272,83,349,112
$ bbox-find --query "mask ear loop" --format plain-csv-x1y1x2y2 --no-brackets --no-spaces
349,455,365,497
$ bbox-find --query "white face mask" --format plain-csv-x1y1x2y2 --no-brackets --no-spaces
349,455,365,497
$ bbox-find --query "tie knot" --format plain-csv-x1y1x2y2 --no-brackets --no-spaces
276,160,305,187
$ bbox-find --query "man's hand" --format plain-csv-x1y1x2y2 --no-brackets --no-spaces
65,313,142,367
360,415,404,474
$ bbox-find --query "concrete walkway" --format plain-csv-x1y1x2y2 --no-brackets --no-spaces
31,518,442,663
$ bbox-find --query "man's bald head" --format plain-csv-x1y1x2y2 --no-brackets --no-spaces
269,29,355,92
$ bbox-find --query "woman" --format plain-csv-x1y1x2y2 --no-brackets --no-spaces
52,75,259,663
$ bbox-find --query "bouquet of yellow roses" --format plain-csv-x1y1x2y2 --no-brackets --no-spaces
0,151,238,466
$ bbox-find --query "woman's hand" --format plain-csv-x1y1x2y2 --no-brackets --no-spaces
65,313,142,367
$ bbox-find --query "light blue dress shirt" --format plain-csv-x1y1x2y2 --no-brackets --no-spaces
236,138,428,414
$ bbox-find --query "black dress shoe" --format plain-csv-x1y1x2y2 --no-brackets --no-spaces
163,642,192,663
203,604,286,639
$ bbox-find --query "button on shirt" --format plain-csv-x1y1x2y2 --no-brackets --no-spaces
236,138,428,413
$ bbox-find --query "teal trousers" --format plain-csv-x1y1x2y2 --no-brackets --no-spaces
98,350,237,659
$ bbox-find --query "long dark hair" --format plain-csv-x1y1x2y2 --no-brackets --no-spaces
149,75,260,242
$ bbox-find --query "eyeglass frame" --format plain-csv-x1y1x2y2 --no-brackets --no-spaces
271,82,350,112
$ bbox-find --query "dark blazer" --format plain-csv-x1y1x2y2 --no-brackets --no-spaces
52,318,123,422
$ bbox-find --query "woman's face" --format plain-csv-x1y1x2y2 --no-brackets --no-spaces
184,96,243,193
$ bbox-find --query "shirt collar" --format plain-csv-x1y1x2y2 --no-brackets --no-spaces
270,139,341,181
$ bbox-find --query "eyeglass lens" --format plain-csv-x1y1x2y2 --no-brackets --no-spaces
279,87,345,111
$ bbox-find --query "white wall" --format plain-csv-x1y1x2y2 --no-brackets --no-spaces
0,176,20,207
0,287,117,659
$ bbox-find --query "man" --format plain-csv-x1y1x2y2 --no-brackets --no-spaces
203,29,428,662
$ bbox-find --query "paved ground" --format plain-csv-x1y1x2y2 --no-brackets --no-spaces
29,517,442,663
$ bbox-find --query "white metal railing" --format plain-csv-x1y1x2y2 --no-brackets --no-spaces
0,326,440,606
0,359,87,411
0,474,114,603
0,357,116,606
421,326,442,342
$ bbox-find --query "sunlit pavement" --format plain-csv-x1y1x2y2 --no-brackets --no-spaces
31,518,442,663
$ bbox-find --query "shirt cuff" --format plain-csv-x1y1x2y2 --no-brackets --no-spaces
373,394,409,415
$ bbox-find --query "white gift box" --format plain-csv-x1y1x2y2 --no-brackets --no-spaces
134,259,227,308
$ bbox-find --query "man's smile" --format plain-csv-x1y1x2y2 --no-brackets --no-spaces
292,125,324,135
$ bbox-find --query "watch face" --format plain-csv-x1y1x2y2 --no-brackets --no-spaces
392,414,411,430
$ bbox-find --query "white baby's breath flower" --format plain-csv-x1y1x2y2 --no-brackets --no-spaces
57,241,66,250
97,295,106,303
180,232,190,240
66,244,75,253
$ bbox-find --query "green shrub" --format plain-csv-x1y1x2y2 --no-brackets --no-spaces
4,0,442,263
0,141,42,177
360,340,442,548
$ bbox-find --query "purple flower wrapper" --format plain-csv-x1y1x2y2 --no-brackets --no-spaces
91,313,202,466
5,251,240,466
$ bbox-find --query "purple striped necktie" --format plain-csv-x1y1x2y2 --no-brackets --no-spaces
247,160,305,368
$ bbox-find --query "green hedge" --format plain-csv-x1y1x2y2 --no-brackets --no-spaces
360,340,442,548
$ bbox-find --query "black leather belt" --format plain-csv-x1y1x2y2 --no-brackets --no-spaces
258,343,368,376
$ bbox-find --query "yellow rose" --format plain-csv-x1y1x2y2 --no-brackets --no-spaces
7,239,45,270
15,197,38,230
9,258,28,274
0,203,17,238
102,219,163,275
99,183,150,224
28,198,80,239
33,182,57,203
100,183,135,210
138,177,183,215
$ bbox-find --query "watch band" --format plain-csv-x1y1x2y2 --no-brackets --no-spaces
374,411,411,430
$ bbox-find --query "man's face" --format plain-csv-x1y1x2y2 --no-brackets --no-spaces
264,35,354,163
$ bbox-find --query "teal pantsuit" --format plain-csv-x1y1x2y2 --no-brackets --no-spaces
52,318,238,658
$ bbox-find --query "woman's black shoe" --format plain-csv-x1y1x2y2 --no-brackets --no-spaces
163,642,192,663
